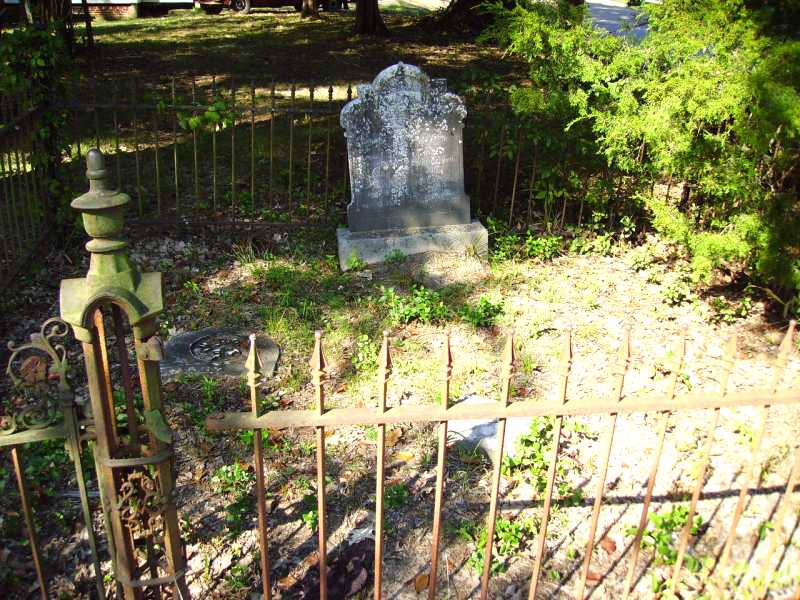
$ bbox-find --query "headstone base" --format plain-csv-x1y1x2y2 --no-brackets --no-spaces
337,221,488,270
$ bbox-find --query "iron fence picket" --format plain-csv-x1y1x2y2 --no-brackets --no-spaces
172,77,180,211
288,83,296,207
231,78,236,212
251,81,256,208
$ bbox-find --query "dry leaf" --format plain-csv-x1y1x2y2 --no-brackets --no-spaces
599,537,617,554
20,356,46,385
586,569,601,582
413,573,429,593
385,428,402,447
163,381,178,393
394,450,416,463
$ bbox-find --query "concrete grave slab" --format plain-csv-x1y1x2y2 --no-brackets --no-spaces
448,394,534,462
160,328,280,383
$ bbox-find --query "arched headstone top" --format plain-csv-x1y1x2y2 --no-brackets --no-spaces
340,63,469,233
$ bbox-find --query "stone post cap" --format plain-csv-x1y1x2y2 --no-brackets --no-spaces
71,149,130,211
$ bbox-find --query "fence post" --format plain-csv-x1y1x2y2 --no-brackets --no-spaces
60,149,190,600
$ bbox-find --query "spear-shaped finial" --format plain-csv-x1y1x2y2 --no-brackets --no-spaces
377,331,391,413
309,331,328,415
500,330,516,406
378,330,392,376
246,333,263,392
441,331,452,409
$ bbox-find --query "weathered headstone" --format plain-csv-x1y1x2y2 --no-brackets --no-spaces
337,63,488,269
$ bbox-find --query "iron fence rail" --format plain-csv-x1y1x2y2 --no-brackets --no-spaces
207,322,799,600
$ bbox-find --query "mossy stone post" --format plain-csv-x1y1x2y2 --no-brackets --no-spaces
60,149,190,600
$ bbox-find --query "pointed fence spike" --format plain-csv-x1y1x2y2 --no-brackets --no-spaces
246,333,263,387
309,330,328,375
501,329,516,377
378,330,392,374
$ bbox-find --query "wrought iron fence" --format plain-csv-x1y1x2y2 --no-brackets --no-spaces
1,317,105,600
207,323,800,600
0,91,52,290
0,72,526,292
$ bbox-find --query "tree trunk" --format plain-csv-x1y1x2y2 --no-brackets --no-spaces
81,0,94,48
301,0,320,18
354,0,387,35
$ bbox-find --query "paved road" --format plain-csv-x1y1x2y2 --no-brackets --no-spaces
586,0,649,40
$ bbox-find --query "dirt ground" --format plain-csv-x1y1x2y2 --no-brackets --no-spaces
1,226,798,599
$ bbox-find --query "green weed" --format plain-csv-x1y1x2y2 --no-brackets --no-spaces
460,296,504,328
385,484,410,509
502,417,585,506
353,333,379,373
625,505,704,571
455,516,536,575
379,285,449,325
524,234,563,261
384,249,407,265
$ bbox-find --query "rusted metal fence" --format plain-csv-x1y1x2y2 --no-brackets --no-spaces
0,90,52,290
58,75,357,220
0,73,521,292
207,322,799,599
56,75,517,224
1,318,105,600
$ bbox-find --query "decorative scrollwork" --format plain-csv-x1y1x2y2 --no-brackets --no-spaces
2,318,71,437
117,470,168,538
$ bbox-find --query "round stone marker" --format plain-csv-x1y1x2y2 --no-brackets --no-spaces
160,328,280,383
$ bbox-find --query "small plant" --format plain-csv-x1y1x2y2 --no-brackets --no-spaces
201,375,219,405
524,234,563,261
460,296,504,328
492,232,522,261
347,250,367,271
626,505,704,571
225,561,250,590
182,280,202,298
379,285,450,325
662,274,694,306
212,463,254,496
456,517,536,575
212,463,256,536
709,295,753,324
502,417,586,505
385,483,410,509
630,245,657,271
352,333,378,373
619,215,636,240
384,249,407,265
301,494,319,530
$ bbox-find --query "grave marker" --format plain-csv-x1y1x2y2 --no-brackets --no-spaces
337,63,488,269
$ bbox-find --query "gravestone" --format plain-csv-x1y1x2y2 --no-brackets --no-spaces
337,63,488,269
159,328,280,383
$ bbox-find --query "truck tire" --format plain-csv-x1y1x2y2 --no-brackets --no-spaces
232,0,251,13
